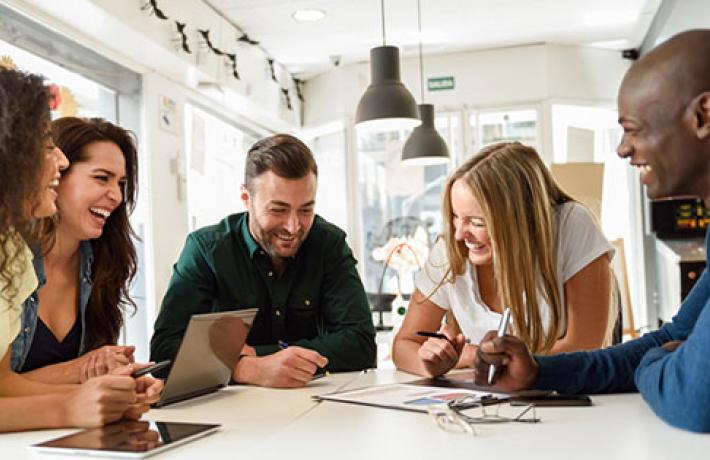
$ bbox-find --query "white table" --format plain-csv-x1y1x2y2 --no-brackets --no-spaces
4,370,709,459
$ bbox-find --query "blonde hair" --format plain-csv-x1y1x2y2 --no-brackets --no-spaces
439,142,575,353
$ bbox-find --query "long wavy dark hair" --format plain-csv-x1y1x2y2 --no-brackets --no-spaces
0,69,50,301
49,117,139,350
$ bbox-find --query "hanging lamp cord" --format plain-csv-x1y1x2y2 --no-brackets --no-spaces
381,0,387,46
417,0,425,102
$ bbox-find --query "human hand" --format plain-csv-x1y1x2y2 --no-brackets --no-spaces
474,331,538,392
61,374,137,428
240,344,257,357
417,324,466,377
661,340,683,352
110,364,164,420
234,346,328,388
79,345,135,382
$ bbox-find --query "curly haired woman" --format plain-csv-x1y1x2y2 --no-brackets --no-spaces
0,68,161,432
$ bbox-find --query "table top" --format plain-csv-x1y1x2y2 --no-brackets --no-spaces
5,369,710,460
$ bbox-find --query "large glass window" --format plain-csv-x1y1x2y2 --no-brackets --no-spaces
0,40,116,120
356,113,460,303
467,108,539,154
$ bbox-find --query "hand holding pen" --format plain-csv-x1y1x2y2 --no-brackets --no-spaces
474,309,540,392
416,324,467,377
488,308,511,384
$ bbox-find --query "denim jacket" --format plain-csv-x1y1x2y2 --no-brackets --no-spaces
10,241,93,371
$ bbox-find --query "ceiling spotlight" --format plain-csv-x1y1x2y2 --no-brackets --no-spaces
292,9,326,22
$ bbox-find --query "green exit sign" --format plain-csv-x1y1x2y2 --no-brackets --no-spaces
428,76,455,91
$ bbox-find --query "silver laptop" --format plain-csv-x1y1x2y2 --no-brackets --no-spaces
154,309,257,407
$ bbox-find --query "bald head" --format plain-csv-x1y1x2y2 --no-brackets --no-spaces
622,30,710,120
616,29,710,203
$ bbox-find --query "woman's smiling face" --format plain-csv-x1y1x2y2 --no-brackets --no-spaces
450,178,492,266
31,134,68,219
55,140,126,241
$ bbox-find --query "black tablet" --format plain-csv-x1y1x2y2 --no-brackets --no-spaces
30,420,219,458
510,394,592,407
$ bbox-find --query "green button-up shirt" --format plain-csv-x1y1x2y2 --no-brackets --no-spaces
150,212,376,371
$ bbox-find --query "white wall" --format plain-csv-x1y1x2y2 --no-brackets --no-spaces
646,0,710,47
304,43,628,128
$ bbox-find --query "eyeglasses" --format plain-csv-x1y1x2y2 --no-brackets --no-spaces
427,399,540,435
428,404,476,435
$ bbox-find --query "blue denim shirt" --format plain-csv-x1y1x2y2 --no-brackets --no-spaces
10,241,93,371
535,229,710,432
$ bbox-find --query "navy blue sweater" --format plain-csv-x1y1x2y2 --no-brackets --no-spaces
535,230,710,433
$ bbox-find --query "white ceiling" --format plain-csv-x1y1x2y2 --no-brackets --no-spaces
206,0,662,79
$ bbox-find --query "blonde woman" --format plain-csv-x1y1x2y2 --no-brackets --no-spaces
393,142,614,377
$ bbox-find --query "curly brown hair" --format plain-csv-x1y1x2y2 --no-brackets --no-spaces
0,69,50,301
48,117,139,350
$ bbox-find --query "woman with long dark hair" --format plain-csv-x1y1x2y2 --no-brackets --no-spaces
0,68,161,432
11,117,141,382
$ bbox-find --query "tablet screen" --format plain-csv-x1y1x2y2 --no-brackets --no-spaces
32,420,219,458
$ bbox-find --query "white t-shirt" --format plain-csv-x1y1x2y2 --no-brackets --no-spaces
415,202,614,344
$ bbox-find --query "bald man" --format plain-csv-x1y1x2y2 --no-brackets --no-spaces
473,29,710,433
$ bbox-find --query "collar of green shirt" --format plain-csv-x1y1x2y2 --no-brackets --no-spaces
240,214,261,259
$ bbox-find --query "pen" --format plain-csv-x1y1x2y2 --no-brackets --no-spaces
131,359,171,378
277,340,289,350
488,307,511,385
417,331,471,344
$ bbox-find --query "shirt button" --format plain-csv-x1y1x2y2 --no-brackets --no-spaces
24,327,30,333
305,300,311,306
268,271,273,277
260,251,265,256
275,310,281,317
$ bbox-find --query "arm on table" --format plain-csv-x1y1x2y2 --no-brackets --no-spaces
634,291,710,432
20,345,135,384
0,350,157,432
534,265,709,394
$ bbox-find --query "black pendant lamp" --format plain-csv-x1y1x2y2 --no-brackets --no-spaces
401,0,449,165
355,0,419,129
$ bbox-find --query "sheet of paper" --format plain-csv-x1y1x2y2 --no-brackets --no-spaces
317,383,509,413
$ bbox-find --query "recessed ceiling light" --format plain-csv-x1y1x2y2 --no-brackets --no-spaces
292,9,326,22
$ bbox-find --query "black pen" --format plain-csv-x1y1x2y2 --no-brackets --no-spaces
131,359,171,378
417,331,471,344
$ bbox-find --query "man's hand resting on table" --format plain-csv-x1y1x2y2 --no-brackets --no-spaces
232,346,328,388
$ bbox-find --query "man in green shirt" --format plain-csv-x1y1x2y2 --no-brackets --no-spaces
151,134,376,388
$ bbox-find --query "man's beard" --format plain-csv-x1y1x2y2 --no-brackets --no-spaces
253,224,304,260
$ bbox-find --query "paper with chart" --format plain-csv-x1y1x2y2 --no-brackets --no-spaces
315,383,510,413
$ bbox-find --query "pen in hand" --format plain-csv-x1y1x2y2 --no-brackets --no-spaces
488,308,511,385
131,360,171,378
277,340,329,378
